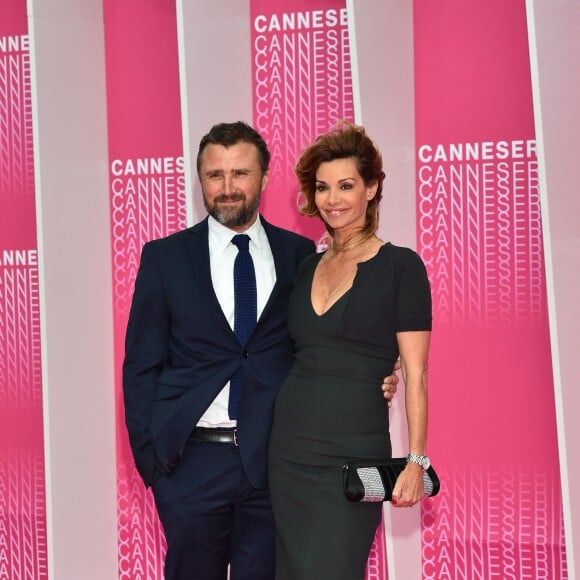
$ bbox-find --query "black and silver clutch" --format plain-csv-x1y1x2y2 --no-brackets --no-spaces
342,458,441,503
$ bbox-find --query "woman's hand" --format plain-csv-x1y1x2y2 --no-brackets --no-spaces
381,357,401,407
391,462,425,508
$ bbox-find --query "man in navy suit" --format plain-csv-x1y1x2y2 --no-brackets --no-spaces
123,122,397,579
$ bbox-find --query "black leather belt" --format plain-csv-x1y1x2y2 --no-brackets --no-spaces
190,427,237,445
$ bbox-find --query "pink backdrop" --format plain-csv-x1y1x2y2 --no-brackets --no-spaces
250,0,354,246
0,2,47,579
415,1,567,577
103,0,186,577
0,1,569,578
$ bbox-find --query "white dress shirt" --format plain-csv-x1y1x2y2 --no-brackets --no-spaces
197,215,276,427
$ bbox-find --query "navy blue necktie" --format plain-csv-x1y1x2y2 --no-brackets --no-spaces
229,234,257,419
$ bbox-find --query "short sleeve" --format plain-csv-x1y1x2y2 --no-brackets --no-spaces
337,244,431,355
395,250,432,332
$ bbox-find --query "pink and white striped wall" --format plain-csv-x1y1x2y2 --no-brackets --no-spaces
1,0,578,578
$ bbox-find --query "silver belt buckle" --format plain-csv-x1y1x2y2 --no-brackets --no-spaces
233,429,238,446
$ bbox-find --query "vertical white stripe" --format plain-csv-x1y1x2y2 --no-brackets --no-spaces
175,0,195,227
176,0,253,226
347,2,420,579
525,0,576,576
27,0,118,577
346,0,362,125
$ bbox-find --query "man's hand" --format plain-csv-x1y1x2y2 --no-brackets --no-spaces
382,358,401,407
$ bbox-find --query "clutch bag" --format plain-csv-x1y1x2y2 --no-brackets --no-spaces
342,458,441,503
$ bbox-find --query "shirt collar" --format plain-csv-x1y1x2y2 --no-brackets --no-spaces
208,214,266,254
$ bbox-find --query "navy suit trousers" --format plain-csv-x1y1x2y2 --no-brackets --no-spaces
152,437,275,580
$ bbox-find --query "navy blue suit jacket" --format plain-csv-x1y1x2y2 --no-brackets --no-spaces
122,216,315,489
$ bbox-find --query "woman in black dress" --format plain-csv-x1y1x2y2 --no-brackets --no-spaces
268,123,433,579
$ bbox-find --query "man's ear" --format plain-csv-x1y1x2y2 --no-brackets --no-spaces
261,171,269,192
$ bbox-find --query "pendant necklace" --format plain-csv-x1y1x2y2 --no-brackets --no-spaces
320,236,375,307
321,263,357,306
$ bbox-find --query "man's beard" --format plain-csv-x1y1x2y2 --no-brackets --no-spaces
203,192,261,229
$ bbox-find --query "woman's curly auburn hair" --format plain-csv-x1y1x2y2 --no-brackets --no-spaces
295,121,385,240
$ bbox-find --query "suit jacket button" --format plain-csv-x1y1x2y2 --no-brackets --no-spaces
242,350,249,358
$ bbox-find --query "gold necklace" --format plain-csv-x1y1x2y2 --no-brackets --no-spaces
318,236,378,306
322,265,356,304
331,232,375,253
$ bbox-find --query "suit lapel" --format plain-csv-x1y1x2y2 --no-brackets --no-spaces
259,216,292,322
184,218,234,337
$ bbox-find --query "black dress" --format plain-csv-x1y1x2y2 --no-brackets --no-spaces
268,243,432,580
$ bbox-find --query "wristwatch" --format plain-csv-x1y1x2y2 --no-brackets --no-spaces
407,453,431,470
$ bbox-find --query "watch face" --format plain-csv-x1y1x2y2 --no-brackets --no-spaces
423,456,431,470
